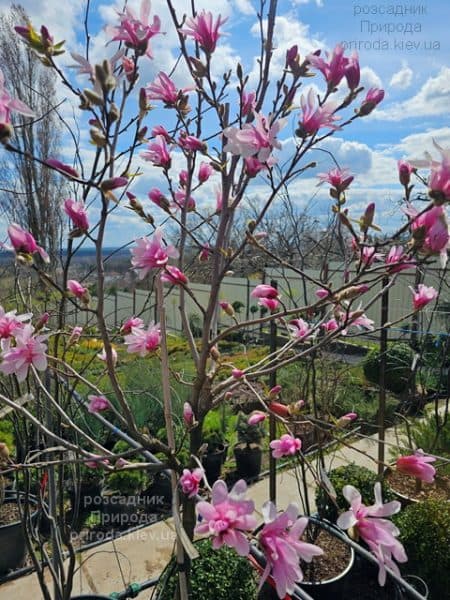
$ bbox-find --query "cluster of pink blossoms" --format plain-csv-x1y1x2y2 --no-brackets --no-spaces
337,483,407,585
0,322,48,382
123,321,161,357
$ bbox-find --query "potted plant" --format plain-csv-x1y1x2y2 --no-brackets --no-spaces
155,538,258,600
201,428,228,485
101,441,148,530
234,412,264,481
0,443,38,575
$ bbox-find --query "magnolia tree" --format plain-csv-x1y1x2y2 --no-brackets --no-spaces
0,1,449,599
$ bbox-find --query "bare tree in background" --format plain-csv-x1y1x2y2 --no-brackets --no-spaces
0,4,65,271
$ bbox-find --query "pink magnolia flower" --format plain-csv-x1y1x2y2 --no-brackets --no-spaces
307,43,353,89
183,402,194,427
199,243,211,262
0,324,47,382
321,318,339,332
259,502,323,598
337,483,407,585
146,72,181,106
68,325,83,345
337,412,358,427
67,279,88,300
179,170,188,187
179,10,227,54
87,395,110,414
358,88,385,116
64,198,89,232
160,265,188,286
269,385,282,397
178,132,206,153
318,167,354,193
148,188,171,211
251,284,279,299
258,297,279,312
410,284,438,310
0,67,34,137
85,455,110,469
223,112,287,163
0,305,31,340
151,124,172,142
97,345,118,367
107,0,161,58
346,310,374,332
297,89,340,137
397,160,415,187
270,434,302,459
344,51,360,90
122,56,136,81
241,90,256,117
180,468,203,498
360,246,383,265
244,156,270,177
219,301,235,317
406,203,449,266
174,189,196,212
45,158,79,179
396,449,436,484
120,316,144,335
248,411,266,425
141,135,171,169
124,322,161,356
385,246,415,274
288,318,310,340
5,223,49,263
315,288,331,300
195,479,257,555
232,368,244,379
269,401,290,418
417,141,450,203
198,161,213,183
131,228,179,279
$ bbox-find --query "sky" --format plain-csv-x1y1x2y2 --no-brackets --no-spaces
0,0,449,247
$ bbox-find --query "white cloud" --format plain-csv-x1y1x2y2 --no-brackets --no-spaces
360,66,382,90
376,67,450,120
389,63,413,90
233,0,256,15
291,0,324,6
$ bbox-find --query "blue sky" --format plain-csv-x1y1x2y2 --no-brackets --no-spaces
0,0,449,247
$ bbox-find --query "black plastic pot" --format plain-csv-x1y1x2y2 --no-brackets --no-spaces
101,494,144,530
202,443,228,485
234,443,262,480
0,493,38,575
141,472,172,515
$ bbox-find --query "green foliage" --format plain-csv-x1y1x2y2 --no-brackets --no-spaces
316,464,395,523
235,412,265,445
330,384,398,432
363,343,414,394
156,539,257,600
104,440,148,496
394,499,450,599
0,419,14,451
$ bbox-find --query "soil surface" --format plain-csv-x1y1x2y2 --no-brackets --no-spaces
301,526,351,583
0,501,21,526
387,469,449,502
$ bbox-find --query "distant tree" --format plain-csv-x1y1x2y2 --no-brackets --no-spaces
0,4,65,271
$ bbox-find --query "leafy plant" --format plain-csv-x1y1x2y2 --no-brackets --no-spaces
363,343,415,394
104,440,148,496
156,539,257,600
394,499,450,599
235,412,265,446
316,464,395,523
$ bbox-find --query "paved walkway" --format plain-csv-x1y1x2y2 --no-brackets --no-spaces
0,426,406,598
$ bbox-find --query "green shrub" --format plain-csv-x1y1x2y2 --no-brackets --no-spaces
316,464,395,523
0,419,14,451
363,343,414,394
156,539,258,600
394,499,450,599
104,440,148,495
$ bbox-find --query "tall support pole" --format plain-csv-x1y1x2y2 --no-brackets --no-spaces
269,279,278,504
378,276,389,477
